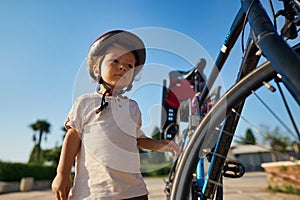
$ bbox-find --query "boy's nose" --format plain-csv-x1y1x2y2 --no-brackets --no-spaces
118,64,127,71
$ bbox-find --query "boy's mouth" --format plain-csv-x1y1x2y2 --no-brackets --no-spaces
115,74,125,78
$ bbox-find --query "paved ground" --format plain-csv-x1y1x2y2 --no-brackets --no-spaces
0,172,299,199
223,172,300,200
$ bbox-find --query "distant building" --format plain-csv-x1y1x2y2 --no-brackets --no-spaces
229,144,297,171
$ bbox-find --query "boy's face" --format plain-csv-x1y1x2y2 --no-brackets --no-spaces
98,45,136,90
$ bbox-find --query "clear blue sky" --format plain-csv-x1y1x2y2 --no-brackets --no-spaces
0,0,298,163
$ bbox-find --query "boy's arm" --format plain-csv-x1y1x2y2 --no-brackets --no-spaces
51,128,81,200
137,137,180,156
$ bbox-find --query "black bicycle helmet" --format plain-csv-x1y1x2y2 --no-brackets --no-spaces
87,30,146,82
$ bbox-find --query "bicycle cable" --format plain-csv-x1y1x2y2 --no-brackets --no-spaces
268,0,278,30
241,0,256,54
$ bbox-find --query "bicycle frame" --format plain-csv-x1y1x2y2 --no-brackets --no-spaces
170,0,300,199
201,20,263,200
199,0,300,108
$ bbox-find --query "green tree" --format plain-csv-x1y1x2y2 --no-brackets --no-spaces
263,126,291,161
264,126,290,152
61,126,67,139
150,127,166,164
236,128,256,145
152,126,161,140
43,146,61,166
29,119,51,162
40,126,67,166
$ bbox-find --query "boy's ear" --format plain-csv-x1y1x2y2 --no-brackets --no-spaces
93,65,100,78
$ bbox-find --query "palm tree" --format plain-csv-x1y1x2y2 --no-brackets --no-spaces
61,126,67,140
29,119,51,162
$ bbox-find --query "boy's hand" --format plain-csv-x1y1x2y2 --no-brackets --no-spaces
51,173,72,200
157,139,181,156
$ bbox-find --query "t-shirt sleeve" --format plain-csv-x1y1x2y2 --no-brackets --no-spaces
136,116,146,138
65,98,84,135
129,100,146,138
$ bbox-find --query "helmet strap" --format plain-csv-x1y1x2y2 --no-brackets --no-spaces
98,76,112,92
96,77,133,114
96,77,111,114
124,82,133,92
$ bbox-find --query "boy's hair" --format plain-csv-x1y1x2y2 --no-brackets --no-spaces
87,30,146,83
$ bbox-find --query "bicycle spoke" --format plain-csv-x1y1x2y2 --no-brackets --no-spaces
276,80,300,141
231,108,262,134
231,104,297,159
251,90,299,142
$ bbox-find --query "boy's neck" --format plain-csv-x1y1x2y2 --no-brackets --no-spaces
98,86,123,96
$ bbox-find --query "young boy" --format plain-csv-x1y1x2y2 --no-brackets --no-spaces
51,30,180,200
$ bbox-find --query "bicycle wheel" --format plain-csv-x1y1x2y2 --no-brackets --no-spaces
170,44,300,200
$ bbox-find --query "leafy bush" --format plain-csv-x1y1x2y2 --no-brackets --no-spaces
0,161,56,181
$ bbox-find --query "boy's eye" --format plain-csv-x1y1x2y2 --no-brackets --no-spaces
112,59,119,64
127,64,134,69
109,58,134,69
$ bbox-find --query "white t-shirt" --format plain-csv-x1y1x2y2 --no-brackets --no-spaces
65,93,148,199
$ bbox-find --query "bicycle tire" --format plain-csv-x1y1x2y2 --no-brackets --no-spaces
170,44,300,200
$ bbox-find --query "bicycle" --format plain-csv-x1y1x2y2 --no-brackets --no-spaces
164,0,300,199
